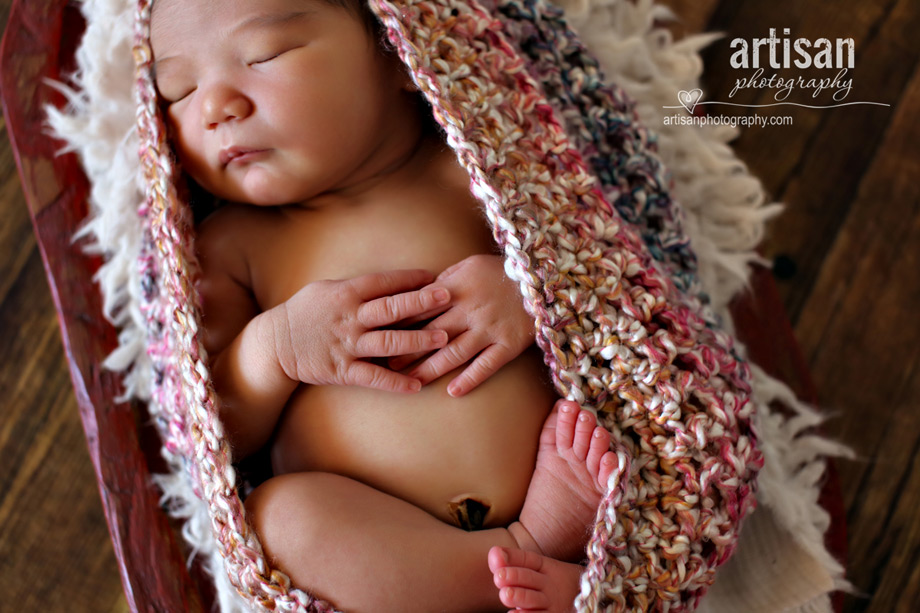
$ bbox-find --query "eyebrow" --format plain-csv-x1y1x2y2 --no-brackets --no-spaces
231,10,315,35
153,10,315,77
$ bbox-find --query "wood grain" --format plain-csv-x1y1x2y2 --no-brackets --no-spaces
0,130,129,610
793,57,920,613
0,0,916,612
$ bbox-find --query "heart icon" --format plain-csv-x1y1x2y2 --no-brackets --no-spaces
677,89,703,113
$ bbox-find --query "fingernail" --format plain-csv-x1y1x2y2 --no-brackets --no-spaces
432,288,449,302
560,402,573,413
408,379,421,392
447,383,461,397
433,330,448,344
498,547,509,563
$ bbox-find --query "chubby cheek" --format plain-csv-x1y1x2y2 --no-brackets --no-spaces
167,116,221,195
271,70,364,153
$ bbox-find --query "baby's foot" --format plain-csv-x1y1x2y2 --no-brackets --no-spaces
512,400,617,561
488,545,583,612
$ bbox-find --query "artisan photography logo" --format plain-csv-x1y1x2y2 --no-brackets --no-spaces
663,28,889,128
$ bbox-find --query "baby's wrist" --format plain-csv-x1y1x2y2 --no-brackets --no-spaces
259,304,299,383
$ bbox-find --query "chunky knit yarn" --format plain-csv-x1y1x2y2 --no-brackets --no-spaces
132,0,763,610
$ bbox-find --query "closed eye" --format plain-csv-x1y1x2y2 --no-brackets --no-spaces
249,46,303,65
163,88,196,105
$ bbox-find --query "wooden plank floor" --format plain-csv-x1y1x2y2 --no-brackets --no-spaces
0,0,916,611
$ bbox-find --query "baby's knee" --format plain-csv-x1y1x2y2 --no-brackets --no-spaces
244,473,341,579
245,472,413,610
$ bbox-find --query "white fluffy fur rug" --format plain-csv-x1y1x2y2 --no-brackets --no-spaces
48,0,857,610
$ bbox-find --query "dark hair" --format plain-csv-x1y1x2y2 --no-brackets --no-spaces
324,0,385,39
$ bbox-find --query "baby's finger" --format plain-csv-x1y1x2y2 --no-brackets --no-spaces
358,286,450,328
354,329,448,358
446,344,511,397
389,310,467,370
349,269,434,301
390,303,451,329
348,361,422,393
408,331,485,385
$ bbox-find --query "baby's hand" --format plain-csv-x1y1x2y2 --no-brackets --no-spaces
388,255,535,396
271,269,451,393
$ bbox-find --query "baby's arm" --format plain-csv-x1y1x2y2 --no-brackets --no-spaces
389,254,536,397
196,211,451,459
195,209,277,459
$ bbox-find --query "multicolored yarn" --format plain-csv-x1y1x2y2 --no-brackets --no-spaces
494,0,701,297
132,0,763,610
494,0,749,370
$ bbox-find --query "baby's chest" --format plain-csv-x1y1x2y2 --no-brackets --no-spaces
249,192,496,309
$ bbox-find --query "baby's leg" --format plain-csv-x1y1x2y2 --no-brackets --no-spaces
246,471,522,612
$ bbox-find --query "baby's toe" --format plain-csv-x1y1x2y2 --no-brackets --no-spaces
554,401,580,453
491,546,546,572
570,411,596,461
493,565,547,591
499,585,550,611
586,426,611,480
598,451,620,490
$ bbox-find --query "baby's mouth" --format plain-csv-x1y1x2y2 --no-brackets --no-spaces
220,146,269,167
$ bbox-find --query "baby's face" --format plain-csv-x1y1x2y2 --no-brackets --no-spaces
150,0,418,206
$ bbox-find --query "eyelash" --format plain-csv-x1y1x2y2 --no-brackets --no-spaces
251,52,282,65
250,45,302,65
164,88,196,105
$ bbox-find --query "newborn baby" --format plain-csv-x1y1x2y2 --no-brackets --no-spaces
151,0,618,609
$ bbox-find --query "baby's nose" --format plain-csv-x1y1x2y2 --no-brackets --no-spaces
201,86,253,128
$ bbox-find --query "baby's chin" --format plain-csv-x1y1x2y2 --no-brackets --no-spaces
205,176,310,208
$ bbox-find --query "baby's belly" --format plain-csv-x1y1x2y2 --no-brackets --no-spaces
270,347,555,528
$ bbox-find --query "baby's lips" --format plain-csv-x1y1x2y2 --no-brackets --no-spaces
218,147,240,166
219,146,267,166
